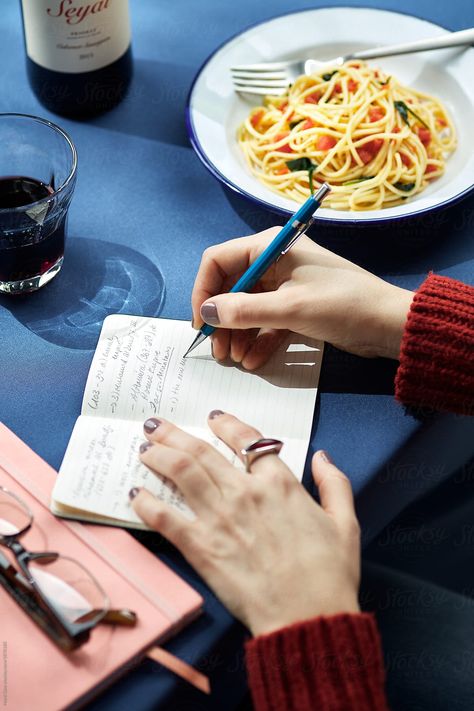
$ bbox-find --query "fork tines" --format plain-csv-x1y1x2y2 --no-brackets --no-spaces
230,60,295,95
230,62,289,72
231,70,288,80
232,77,290,88
231,84,289,96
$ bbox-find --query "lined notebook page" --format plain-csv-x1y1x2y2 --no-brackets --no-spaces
53,315,323,526
82,315,322,443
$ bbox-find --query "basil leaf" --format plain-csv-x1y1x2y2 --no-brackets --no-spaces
308,165,317,195
379,76,391,86
289,120,302,130
393,181,415,192
342,176,374,186
322,70,338,81
406,106,429,130
285,157,319,194
394,100,410,127
394,100,430,130
286,157,315,172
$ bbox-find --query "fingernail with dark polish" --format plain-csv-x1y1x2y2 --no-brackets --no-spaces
320,450,332,463
129,487,140,501
200,303,220,326
144,418,161,433
139,441,152,454
209,409,224,420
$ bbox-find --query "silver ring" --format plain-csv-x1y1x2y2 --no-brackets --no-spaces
241,438,284,473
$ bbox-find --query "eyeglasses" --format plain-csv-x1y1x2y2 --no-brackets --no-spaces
0,486,135,651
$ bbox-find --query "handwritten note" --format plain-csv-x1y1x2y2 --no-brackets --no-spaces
82,315,322,440
54,417,193,527
52,316,323,528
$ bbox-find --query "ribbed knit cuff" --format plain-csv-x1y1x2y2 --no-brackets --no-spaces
245,613,388,711
395,274,474,416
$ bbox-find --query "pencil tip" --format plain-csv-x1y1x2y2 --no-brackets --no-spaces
183,331,207,360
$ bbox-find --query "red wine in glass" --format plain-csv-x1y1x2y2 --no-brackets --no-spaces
0,114,77,295
0,176,66,288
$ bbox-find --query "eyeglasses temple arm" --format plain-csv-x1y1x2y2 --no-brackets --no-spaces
0,562,80,651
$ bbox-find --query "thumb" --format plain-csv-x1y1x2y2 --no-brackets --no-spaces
311,450,357,528
200,290,290,331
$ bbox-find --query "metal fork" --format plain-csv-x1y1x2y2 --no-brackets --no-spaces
231,28,474,95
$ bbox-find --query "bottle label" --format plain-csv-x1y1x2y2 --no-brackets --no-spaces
21,0,131,73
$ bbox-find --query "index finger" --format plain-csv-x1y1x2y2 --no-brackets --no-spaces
191,229,280,326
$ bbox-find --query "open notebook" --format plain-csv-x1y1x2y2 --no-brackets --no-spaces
52,316,323,528
0,423,204,710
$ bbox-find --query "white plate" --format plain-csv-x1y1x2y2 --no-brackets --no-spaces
186,7,474,224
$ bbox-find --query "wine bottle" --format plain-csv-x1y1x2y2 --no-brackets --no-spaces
20,0,133,118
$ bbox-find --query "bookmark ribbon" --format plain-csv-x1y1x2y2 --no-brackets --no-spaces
146,646,210,694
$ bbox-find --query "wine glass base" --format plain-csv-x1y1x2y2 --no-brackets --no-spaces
0,256,64,295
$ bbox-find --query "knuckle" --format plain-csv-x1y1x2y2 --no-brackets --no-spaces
173,524,194,550
286,289,307,319
232,486,252,509
278,470,296,494
201,245,217,264
148,508,170,531
191,544,215,573
334,468,350,484
248,479,266,505
189,439,210,459
234,423,261,446
263,466,283,486
344,516,361,542
333,470,351,488
268,468,296,497
232,298,250,328
213,507,235,532
170,453,194,476
325,468,351,489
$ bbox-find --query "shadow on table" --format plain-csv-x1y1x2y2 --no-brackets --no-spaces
86,58,193,148
319,344,398,396
358,410,474,547
0,237,166,350
223,187,474,277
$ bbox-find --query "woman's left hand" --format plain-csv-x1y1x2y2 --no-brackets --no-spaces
131,412,361,637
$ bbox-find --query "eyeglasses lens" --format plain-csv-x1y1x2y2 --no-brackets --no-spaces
0,488,31,536
28,556,108,625
0,488,108,626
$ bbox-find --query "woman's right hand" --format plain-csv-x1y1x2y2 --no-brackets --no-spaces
191,229,414,370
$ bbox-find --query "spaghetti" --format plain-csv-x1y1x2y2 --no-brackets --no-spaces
238,61,456,210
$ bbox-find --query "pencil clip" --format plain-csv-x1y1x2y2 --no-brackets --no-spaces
280,219,314,256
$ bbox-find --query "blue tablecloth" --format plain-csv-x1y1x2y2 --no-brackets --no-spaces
1,0,474,708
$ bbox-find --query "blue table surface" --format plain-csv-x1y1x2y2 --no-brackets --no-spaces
1,0,474,708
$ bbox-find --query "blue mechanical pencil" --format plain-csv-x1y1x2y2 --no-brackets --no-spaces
183,182,331,357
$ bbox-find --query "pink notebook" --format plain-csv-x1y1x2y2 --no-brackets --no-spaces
0,423,203,710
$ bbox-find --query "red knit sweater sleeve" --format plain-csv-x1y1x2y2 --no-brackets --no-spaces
395,274,474,415
245,613,389,711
